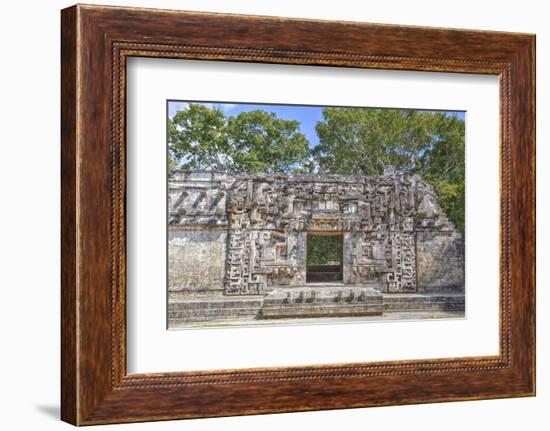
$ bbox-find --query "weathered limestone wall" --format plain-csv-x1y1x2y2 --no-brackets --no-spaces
168,170,465,296
168,228,227,293
416,230,465,292
168,172,230,293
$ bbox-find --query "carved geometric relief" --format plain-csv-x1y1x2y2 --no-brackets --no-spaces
384,232,417,293
163,172,456,295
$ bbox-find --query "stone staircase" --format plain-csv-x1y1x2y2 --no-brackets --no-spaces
383,293,465,313
168,297,263,324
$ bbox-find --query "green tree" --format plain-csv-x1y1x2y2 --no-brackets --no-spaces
168,104,230,172
313,108,435,175
313,108,465,233
418,113,465,233
227,110,310,173
307,235,342,266
168,104,310,174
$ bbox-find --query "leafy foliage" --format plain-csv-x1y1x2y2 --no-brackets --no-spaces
313,108,429,175
307,235,342,266
168,104,309,174
168,104,229,172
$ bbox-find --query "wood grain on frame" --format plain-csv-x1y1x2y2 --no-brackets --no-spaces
61,4,535,425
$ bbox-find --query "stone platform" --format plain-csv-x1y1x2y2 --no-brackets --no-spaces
261,286,383,319
168,286,465,328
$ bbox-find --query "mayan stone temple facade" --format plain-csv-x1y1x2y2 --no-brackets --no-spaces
168,169,465,327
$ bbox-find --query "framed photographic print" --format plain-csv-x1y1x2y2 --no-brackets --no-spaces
61,4,535,425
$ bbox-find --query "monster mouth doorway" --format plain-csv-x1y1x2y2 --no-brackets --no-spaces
306,233,343,283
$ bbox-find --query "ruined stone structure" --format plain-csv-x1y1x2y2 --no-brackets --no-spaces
168,170,465,327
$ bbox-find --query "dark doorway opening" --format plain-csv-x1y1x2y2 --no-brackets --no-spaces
306,233,343,283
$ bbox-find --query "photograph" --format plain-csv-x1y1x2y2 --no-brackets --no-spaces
167,101,466,328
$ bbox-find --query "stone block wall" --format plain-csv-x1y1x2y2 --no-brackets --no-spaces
168,228,227,293
416,230,465,292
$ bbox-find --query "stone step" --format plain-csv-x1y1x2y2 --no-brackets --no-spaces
384,296,464,312
171,314,258,323
169,307,261,319
261,304,383,319
384,294,464,301
384,300,464,307
169,299,263,311
263,296,383,306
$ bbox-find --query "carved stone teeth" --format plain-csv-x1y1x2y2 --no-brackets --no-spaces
285,292,291,303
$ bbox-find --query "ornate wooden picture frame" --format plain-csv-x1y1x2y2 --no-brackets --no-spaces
61,4,535,425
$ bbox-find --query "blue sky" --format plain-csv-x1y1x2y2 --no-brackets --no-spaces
168,101,465,148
